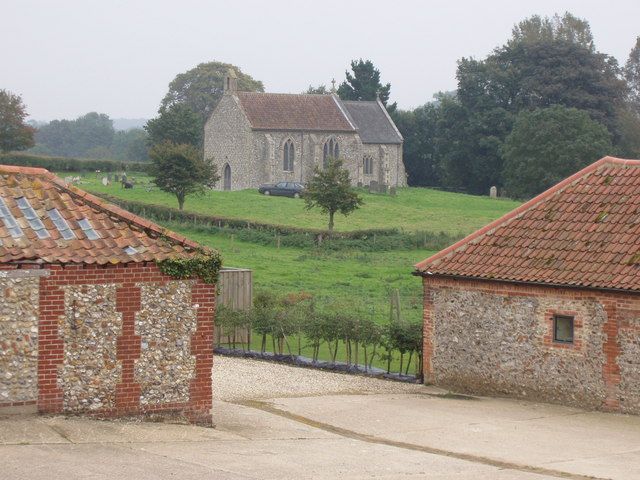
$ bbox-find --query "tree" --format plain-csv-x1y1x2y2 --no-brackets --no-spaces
503,105,612,199
149,141,219,210
303,157,363,233
392,102,441,187
625,36,640,114
34,112,115,158
160,61,264,122
73,112,115,155
433,12,625,194
111,128,149,161
337,59,395,110
305,84,328,94
436,89,513,194
509,12,594,50
0,90,35,153
144,104,202,148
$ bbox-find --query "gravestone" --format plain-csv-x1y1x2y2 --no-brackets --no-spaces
389,186,397,196
368,180,378,194
101,177,109,186
489,186,497,198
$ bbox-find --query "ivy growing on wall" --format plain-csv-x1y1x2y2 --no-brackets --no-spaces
158,248,222,284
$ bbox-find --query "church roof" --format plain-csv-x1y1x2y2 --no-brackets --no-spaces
235,92,356,132
342,101,403,144
415,157,640,293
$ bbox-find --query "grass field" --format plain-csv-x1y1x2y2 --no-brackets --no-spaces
169,223,432,372
56,171,521,372
77,173,519,235
170,223,431,321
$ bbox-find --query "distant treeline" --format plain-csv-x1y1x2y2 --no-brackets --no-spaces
0,153,152,173
30,112,149,162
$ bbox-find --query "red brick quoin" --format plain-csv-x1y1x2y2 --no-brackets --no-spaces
38,262,215,425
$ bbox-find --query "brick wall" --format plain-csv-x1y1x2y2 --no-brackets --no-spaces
422,276,640,413
37,262,215,424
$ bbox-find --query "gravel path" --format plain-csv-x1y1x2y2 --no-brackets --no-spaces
212,355,426,402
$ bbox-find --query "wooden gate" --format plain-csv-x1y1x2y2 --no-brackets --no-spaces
216,268,252,347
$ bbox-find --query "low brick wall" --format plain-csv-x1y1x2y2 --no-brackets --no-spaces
422,276,640,413
36,263,215,424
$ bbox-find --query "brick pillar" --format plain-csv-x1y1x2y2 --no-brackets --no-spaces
188,281,216,426
38,277,64,413
601,299,621,411
422,279,435,384
115,284,142,412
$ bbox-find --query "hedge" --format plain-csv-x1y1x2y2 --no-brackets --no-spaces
0,153,152,174
95,193,400,240
95,193,461,252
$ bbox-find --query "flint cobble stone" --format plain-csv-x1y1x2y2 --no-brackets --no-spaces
0,277,39,404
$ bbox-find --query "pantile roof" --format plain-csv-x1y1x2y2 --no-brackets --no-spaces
342,101,403,144
415,157,640,292
0,165,207,265
236,92,355,132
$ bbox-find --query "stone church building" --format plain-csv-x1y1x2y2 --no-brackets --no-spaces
204,70,406,190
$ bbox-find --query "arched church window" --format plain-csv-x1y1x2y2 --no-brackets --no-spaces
283,139,294,172
223,164,231,191
322,137,340,168
363,155,373,175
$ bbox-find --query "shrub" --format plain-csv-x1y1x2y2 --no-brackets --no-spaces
0,152,152,173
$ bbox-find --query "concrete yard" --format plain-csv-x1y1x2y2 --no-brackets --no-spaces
2,357,640,480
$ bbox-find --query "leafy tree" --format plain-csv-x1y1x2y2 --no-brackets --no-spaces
625,36,640,114
73,112,115,155
486,40,626,136
337,59,395,110
433,12,625,194
149,141,219,210
305,84,328,94
160,61,264,122
616,107,640,158
392,100,442,187
436,91,513,194
503,105,612,199
303,157,363,233
144,104,202,148
509,12,594,50
0,90,35,153
34,112,114,158
111,128,149,161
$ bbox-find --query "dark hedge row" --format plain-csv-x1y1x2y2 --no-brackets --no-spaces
0,153,152,173
97,193,399,239
96,194,462,251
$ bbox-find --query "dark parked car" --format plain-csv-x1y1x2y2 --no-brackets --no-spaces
258,182,305,198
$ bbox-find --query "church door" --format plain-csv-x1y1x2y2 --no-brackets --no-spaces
223,164,231,191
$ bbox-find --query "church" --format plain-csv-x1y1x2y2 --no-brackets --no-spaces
204,70,406,191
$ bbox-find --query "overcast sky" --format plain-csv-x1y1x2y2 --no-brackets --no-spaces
3,0,639,121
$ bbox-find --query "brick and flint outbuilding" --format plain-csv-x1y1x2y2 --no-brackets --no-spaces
415,157,640,413
0,165,217,424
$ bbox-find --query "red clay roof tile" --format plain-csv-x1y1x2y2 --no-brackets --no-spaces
0,165,211,265
236,92,356,132
415,156,640,292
